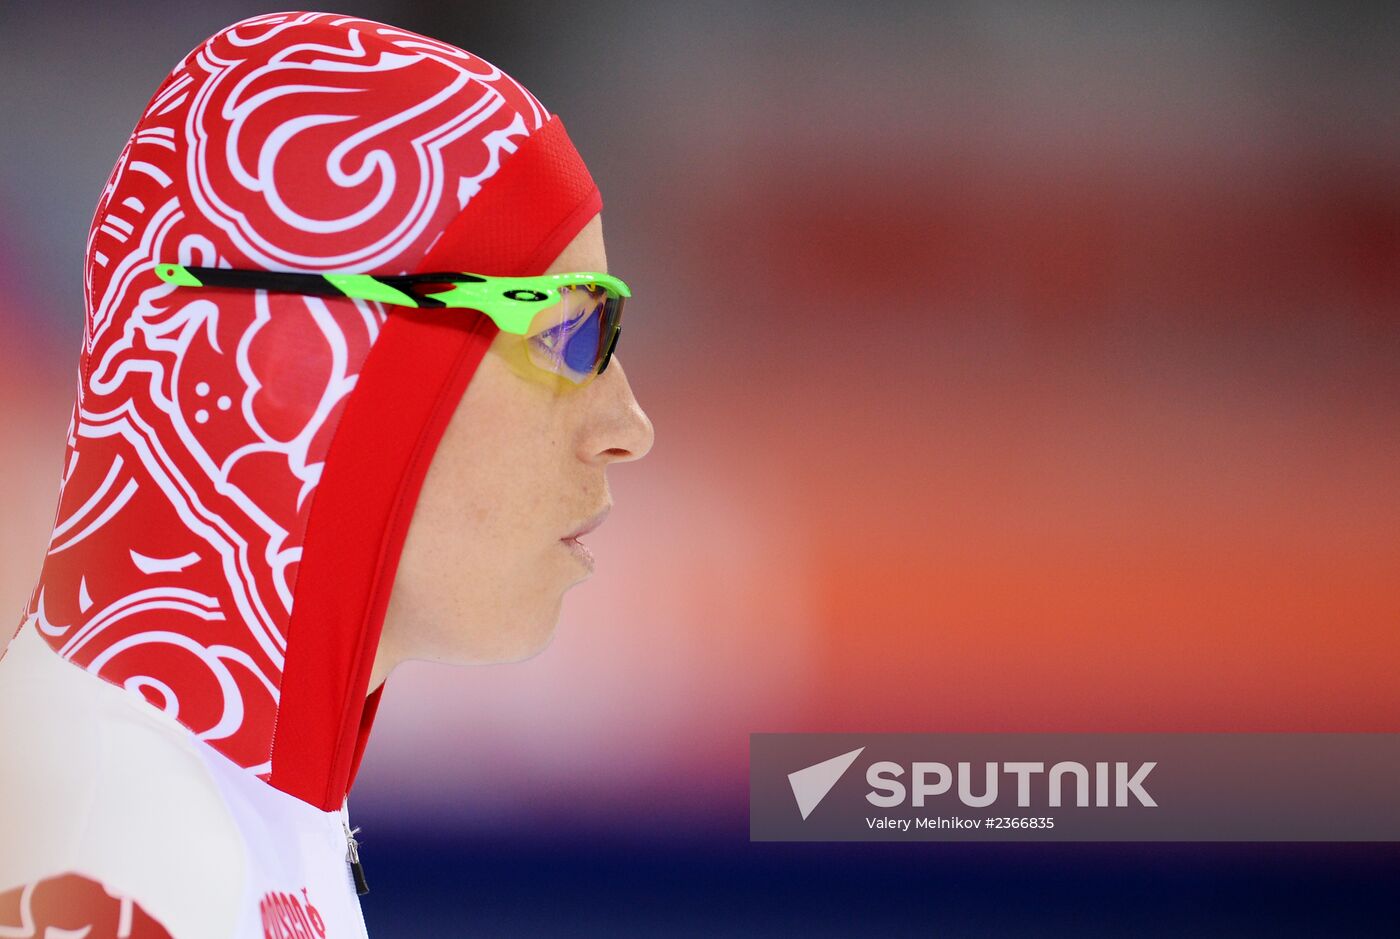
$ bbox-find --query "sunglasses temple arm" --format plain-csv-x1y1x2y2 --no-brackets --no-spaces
181,265,346,298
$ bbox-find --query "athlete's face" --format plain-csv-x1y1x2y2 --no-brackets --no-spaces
373,214,653,687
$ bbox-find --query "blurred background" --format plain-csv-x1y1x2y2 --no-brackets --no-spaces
2,1,1398,934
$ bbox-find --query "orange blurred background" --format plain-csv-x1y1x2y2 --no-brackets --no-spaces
1,0,1396,836
2,1,1400,822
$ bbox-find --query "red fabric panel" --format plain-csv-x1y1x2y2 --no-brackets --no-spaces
421,115,604,277
271,115,603,810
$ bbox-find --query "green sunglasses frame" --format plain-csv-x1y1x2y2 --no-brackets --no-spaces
154,262,629,385
154,263,630,336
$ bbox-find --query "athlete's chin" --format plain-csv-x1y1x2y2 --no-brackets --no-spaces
480,596,565,664
422,586,568,666
443,624,557,666
498,631,559,664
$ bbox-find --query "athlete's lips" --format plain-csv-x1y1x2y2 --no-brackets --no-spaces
563,505,611,542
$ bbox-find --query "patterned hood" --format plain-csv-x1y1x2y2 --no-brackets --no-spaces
13,10,602,811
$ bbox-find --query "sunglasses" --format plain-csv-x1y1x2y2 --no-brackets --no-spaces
154,263,629,388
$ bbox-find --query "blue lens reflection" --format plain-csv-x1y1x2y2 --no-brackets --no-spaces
562,307,601,373
531,287,604,379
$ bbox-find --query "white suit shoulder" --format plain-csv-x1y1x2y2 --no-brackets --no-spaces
0,618,246,938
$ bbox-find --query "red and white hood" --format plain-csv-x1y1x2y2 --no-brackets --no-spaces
9,9,602,813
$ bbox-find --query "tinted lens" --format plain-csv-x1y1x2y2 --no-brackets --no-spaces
525,283,613,383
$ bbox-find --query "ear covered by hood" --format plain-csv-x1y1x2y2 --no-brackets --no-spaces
14,11,602,811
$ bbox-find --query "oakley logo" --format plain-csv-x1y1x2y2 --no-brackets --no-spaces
788,747,865,820
504,289,549,301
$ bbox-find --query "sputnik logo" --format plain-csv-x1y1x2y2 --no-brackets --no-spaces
787,747,865,820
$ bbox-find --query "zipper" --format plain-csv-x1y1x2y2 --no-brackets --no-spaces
341,796,370,896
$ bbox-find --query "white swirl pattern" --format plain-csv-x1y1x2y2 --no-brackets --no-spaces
20,11,550,776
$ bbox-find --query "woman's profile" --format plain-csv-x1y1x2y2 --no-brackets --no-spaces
0,10,653,936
